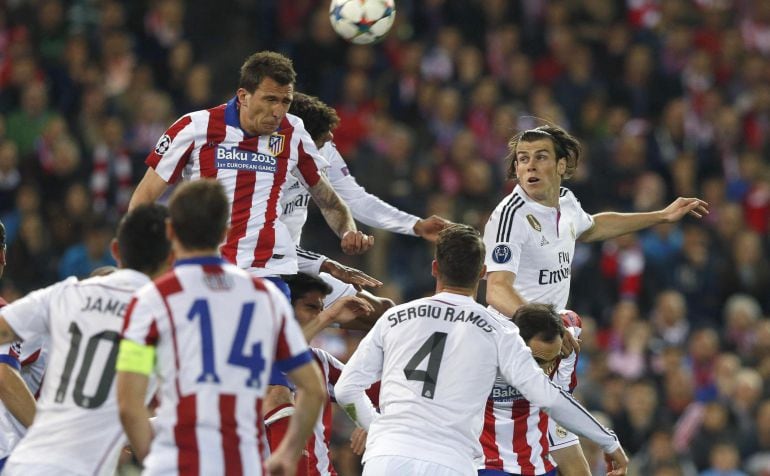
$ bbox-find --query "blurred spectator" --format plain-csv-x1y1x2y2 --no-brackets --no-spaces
57,217,116,279
6,81,59,157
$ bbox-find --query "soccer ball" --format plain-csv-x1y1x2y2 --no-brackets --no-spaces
329,0,396,45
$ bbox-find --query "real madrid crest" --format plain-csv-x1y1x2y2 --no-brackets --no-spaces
526,214,542,232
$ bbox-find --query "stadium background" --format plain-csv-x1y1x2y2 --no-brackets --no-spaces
1,0,770,474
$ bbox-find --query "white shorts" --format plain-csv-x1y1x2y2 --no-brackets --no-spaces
4,462,84,476
548,418,580,451
364,455,471,476
319,272,357,309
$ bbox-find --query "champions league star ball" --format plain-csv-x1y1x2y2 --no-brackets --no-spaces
329,0,396,45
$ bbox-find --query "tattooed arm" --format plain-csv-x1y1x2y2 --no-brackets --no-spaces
307,174,374,255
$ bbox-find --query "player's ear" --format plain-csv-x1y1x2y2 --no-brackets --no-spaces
557,157,567,176
236,88,249,107
478,264,487,279
431,260,439,278
110,238,121,267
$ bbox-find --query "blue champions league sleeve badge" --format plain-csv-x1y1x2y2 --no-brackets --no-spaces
492,244,512,264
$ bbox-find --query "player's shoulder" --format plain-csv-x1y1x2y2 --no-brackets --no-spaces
558,186,583,208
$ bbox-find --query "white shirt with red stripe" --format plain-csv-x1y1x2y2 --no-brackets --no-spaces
121,256,312,476
479,311,583,475
2,270,151,475
0,313,48,460
306,348,344,476
334,293,617,475
146,98,328,277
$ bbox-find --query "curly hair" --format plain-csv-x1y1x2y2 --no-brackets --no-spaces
239,51,296,92
288,92,340,142
505,124,582,181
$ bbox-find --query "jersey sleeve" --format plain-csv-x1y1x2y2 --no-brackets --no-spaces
324,143,419,235
296,246,327,276
334,320,383,430
270,284,313,373
291,123,329,190
483,205,527,275
565,189,594,236
2,278,75,341
494,323,619,453
120,287,162,347
145,114,197,184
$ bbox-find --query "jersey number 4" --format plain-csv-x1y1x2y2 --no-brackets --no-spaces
403,332,447,399
187,299,265,388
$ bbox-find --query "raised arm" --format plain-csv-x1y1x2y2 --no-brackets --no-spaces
485,270,526,318
334,326,382,431
307,174,374,255
129,168,170,211
579,197,709,243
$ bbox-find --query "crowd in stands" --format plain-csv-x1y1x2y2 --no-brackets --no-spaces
1,0,769,475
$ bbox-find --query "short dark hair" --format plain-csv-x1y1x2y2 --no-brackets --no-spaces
506,124,582,180
435,224,485,288
512,303,565,344
117,204,170,275
168,180,229,251
288,92,340,142
239,51,296,92
283,273,333,305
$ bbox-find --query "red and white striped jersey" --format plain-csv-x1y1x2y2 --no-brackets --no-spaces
1,270,151,475
122,256,312,476
145,98,328,276
480,311,583,475
0,331,48,459
306,348,344,476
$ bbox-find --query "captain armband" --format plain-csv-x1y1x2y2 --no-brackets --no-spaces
116,339,156,376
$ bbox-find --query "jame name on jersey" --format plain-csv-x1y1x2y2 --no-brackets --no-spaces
79,296,128,318
386,304,494,333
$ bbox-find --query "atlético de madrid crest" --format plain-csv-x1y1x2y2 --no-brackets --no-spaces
269,133,285,156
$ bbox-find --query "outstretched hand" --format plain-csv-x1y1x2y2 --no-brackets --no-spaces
321,259,382,288
413,215,453,242
341,230,375,255
324,296,375,327
661,197,709,222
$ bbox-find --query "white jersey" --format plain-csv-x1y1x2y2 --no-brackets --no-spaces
146,98,329,276
480,311,583,475
121,257,311,476
2,270,151,476
280,141,419,247
0,336,48,460
483,185,594,310
334,292,617,474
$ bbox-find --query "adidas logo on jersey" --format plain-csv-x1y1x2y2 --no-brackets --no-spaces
540,236,549,247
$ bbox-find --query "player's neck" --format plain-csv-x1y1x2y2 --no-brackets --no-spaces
435,283,478,298
172,245,221,261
